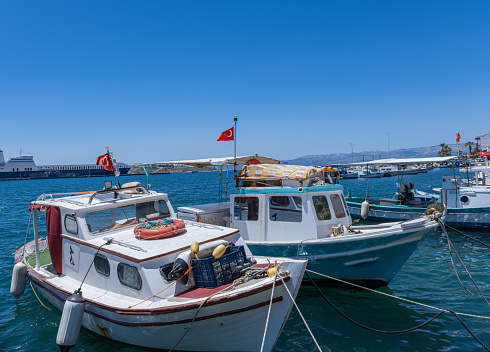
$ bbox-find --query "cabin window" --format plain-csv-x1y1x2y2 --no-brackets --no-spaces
312,195,332,221
85,200,171,234
117,263,142,290
234,197,259,221
269,196,302,222
64,215,78,235
94,254,110,277
341,194,350,216
330,194,346,218
136,200,171,221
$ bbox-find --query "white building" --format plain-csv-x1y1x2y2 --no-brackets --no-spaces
475,133,490,151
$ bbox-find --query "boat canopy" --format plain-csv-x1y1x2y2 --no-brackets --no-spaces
238,164,324,181
153,155,282,167
347,156,457,166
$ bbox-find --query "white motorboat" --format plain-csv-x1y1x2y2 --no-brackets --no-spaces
358,166,384,178
345,157,490,228
11,182,306,351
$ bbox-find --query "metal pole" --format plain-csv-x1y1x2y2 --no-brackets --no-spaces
234,115,237,180
349,143,354,163
33,210,40,270
386,132,390,158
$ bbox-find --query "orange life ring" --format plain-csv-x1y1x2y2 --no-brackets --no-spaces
134,219,186,240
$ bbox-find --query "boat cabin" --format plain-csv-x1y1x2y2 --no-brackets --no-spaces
22,183,244,301
178,164,352,242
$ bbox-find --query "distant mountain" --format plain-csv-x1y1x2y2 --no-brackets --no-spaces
286,144,468,166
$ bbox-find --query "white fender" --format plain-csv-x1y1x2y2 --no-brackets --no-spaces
361,200,370,219
56,290,86,351
10,262,27,299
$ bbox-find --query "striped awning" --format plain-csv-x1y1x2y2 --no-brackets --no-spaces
238,164,324,181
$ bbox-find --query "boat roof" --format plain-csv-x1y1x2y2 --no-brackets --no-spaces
30,186,167,212
77,222,239,263
347,156,458,166
238,164,324,181
152,155,283,167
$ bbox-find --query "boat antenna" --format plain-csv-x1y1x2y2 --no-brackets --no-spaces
106,146,121,188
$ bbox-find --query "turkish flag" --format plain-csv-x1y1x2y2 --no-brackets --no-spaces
96,153,114,171
217,127,234,141
456,132,461,143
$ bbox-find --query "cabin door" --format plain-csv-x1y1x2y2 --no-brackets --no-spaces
230,194,266,241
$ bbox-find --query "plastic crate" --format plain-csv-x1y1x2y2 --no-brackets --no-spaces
192,246,246,288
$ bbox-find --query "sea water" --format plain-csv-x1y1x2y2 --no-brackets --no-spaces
1,169,489,351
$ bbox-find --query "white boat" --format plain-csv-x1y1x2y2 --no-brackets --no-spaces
358,166,384,178
171,159,445,286
11,182,306,351
345,157,490,228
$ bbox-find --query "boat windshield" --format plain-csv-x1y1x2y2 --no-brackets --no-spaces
85,200,171,234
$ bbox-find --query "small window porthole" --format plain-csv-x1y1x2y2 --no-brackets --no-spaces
460,195,469,204
65,215,78,235
117,263,142,290
94,254,110,277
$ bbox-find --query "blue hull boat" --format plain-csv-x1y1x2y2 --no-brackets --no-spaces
177,162,445,286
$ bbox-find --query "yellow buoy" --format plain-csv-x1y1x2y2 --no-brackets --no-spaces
267,267,276,277
190,241,199,255
212,244,226,259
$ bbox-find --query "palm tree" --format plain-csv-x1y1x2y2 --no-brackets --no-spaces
438,143,452,157
464,141,474,156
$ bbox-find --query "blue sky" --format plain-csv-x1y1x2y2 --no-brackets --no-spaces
1,1,489,164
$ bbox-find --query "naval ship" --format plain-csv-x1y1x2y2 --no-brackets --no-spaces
0,150,131,180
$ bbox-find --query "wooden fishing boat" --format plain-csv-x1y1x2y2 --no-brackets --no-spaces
169,159,445,286
11,182,306,351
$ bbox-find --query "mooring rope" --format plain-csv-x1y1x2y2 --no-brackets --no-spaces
444,223,490,248
305,269,490,321
27,276,52,311
438,219,490,308
306,272,446,334
169,267,270,352
21,211,33,262
260,269,277,352
279,275,322,351
305,269,490,351
446,230,474,295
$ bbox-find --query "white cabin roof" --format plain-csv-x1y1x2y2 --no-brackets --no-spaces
347,156,457,166
152,155,283,167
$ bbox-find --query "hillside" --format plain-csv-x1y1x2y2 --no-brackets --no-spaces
286,144,468,166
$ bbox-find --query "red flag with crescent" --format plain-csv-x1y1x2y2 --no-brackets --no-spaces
96,153,114,171
217,127,234,141
456,132,461,143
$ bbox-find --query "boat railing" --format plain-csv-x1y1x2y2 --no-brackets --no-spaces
87,185,150,205
35,185,151,205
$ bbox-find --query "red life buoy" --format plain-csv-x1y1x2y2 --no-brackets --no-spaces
134,219,186,240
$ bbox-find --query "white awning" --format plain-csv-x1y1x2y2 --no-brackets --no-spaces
348,156,458,166
152,155,283,167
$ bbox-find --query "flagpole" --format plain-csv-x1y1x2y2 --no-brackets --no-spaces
234,115,237,179
106,146,121,188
